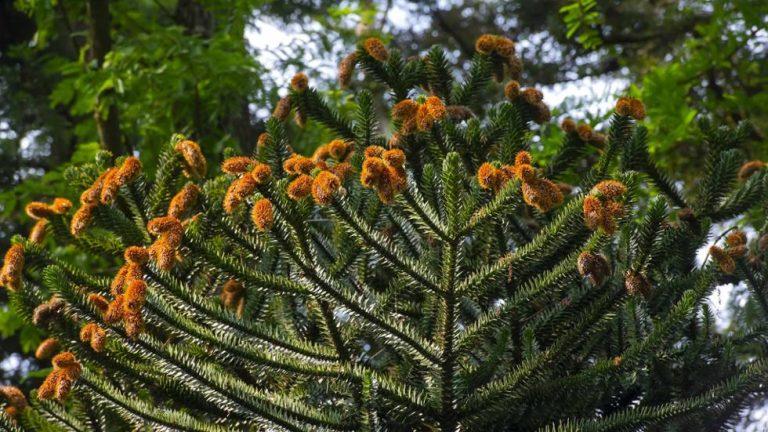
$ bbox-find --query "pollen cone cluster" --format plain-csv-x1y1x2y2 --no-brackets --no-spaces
338,52,358,88
625,270,652,298
577,252,610,286
109,246,149,296
220,157,281,232
283,151,344,205
224,161,272,213
476,162,513,193
175,140,207,178
284,153,316,201
477,151,562,212
583,180,627,234
251,198,274,231
80,322,107,352
220,279,246,316
709,231,746,274
361,146,406,203
474,34,521,80
561,118,606,145
101,279,148,338
725,230,748,259
313,139,352,164
416,96,447,131
273,96,292,121
514,152,563,212
710,245,734,273
220,154,278,232
38,352,82,401
168,183,201,220
25,197,72,244
738,160,766,181
87,246,151,338
35,337,60,360
0,244,24,292
313,139,354,182
615,97,646,120
147,217,183,271
0,386,27,419
475,34,515,58
32,296,64,326
504,81,551,124
100,157,142,204
72,156,142,236
363,37,389,62
392,96,447,134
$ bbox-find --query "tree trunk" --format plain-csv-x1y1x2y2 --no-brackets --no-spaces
87,0,126,156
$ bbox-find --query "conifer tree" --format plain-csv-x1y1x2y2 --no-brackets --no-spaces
2,35,768,431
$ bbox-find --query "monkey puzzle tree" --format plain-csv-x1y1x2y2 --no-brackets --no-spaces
1,35,768,431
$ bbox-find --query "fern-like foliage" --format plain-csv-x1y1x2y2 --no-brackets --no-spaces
2,35,768,432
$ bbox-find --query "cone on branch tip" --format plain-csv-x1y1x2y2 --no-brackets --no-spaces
37,352,81,401
0,386,27,419
477,151,562,212
625,270,651,297
363,37,389,62
738,160,766,181
0,244,24,292
35,338,60,360
616,97,646,120
577,252,611,286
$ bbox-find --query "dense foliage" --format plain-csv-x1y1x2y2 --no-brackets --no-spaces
1,35,768,431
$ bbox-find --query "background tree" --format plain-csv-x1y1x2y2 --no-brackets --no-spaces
558,0,768,179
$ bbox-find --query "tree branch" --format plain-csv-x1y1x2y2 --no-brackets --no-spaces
430,8,475,60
